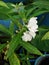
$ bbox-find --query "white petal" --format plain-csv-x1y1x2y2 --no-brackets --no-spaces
27,25,38,32
29,17,37,21
28,17,37,25
27,24,38,29
28,20,37,25
22,31,32,42
27,17,38,31
29,31,36,38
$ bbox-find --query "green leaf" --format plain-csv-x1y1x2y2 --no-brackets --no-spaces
30,8,47,17
26,7,37,17
33,1,49,11
42,31,49,40
0,24,12,35
6,35,19,58
27,8,47,18
0,44,6,52
0,13,9,20
31,27,49,52
9,53,20,65
9,22,14,35
6,27,26,58
33,10,47,17
0,7,12,14
21,41,43,55
7,15,22,28
0,1,9,8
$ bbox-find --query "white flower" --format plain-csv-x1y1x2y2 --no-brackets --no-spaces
22,17,38,42
22,31,32,42
27,17,38,32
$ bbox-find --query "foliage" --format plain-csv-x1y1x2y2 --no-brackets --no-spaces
0,0,49,65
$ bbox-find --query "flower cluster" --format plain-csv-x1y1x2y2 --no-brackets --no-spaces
22,17,38,42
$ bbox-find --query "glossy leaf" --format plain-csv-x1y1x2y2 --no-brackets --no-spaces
0,1,9,8
21,41,43,55
9,53,20,65
42,31,49,40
